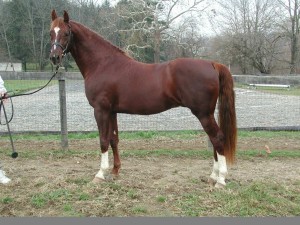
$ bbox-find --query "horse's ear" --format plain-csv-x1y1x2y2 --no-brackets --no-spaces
51,10,57,21
63,10,69,23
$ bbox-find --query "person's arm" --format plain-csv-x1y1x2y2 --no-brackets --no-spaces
0,76,8,99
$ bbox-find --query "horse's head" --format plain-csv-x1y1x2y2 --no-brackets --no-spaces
49,10,72,66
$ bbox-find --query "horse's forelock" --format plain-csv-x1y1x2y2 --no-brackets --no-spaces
50,18,65,30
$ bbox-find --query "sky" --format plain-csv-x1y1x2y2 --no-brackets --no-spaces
95,0,118,6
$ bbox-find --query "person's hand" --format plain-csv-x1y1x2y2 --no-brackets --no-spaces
0,92,8,102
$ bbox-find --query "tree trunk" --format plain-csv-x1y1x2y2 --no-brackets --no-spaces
39,20,45,71
154,29,160,63
289,0,299,74
290,33,298,74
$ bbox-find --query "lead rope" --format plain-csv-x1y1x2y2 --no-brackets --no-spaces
7,65,60,99
0,65,60,158
0,97,17,158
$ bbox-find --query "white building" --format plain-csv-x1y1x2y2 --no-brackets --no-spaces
0,62,22,72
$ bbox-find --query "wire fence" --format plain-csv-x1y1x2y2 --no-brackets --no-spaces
1,72,300,134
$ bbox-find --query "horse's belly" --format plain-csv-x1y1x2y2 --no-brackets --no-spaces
116,97,176,115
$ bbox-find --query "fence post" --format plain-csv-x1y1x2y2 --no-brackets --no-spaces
57,67,68,150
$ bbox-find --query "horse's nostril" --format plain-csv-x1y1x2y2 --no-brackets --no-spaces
50,54,60,65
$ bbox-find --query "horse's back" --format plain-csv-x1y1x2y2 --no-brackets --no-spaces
168,58,219,83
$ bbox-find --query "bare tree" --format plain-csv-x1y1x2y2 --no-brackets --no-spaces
277,0,300,74
114,0,208,62
216,0,283,74
34,0,53,70
0,0,14,68
166,16,208,59
152,0,208,62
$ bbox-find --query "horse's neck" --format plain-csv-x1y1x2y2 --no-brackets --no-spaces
69,21,130,78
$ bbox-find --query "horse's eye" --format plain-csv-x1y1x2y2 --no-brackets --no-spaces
50,31,55,37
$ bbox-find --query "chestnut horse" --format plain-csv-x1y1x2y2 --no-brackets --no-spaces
49,10,237,188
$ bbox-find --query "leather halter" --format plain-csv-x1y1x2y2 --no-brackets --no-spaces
51,23,72,57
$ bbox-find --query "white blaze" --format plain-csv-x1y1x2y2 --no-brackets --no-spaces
53,27,60,50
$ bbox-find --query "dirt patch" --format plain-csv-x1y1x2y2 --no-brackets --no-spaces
1,152,300,216
0,136,300,216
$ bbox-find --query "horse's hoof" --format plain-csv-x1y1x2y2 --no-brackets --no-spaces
208,178,217,187
112,174,120,180
215,182,226,189
105,174,114,181
92,177,106,184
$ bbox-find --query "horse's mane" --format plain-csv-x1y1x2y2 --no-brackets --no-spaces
70,20,132,59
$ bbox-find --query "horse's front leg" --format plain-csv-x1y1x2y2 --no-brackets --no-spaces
92,108,111,183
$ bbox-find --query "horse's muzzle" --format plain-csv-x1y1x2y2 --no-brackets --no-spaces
49,53,62,66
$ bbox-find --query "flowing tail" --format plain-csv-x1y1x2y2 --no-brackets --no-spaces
213,62,237,165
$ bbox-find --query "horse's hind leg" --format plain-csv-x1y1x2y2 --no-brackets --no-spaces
197,114,228,188
110,113,121,178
